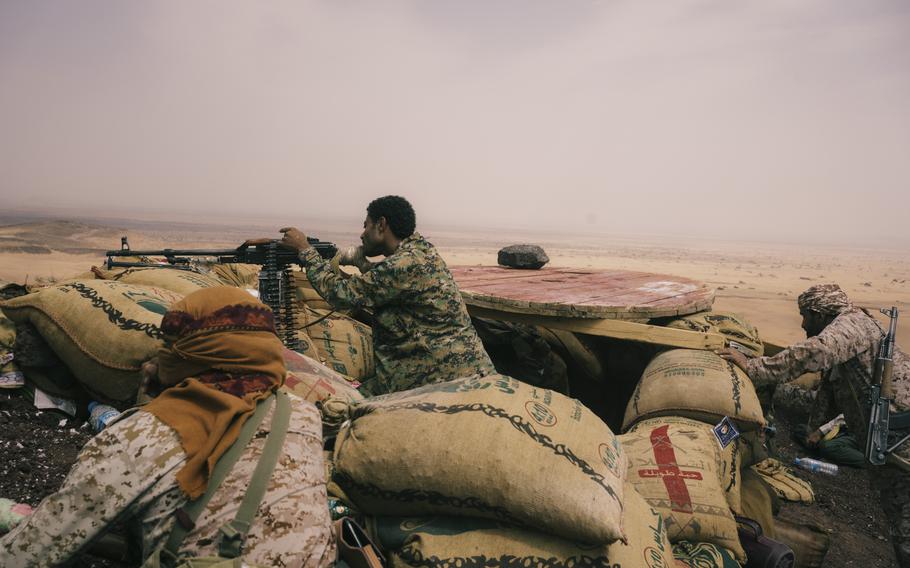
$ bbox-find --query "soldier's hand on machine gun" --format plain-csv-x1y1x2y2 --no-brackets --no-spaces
717,347,749,372
279,227,312,253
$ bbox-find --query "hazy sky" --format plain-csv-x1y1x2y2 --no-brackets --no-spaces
2,1,908,243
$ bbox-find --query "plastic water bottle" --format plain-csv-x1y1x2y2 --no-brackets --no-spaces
793,457,838,475
88,402,120,432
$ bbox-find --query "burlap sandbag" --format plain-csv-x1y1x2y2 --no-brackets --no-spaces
281,348,363,404
624,349,765,432
752,458,815,504
0,311,23,387
333,375,627,545
293,271,334,311
12,322,84,398
114,268,224,296
370,483,672,568
301,307,374,380
210,263,261,289
0,281,183,404
672,541,742,567
621,416,746,561
666,312,764,358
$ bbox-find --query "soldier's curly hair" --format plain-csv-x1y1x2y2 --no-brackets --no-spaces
367,195,416,240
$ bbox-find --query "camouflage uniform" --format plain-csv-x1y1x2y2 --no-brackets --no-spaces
0,392,335,568
745,307,910,565
300,233,495,394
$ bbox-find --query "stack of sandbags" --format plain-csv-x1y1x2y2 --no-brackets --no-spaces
623,349,765,433
0,281,183,406
281,348,363,404
363,482,674,568
300,306,374,381
110,267,224,296
620,416,746,563
665,311,764,358
332,374,627,545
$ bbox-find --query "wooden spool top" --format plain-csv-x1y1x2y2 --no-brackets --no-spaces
451,266,715,320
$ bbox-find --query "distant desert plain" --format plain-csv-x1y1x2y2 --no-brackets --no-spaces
0,212,907,351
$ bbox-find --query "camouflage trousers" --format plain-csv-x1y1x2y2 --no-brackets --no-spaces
871,466,910,567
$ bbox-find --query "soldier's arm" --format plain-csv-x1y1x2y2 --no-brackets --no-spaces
0,411,184,567
746,311,872,388
300,247,412,310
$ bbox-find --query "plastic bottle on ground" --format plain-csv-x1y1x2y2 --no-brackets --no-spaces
88,402,121,433
793,457,838,475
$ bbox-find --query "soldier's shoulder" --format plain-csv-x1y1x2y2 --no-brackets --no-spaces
830,309,881,335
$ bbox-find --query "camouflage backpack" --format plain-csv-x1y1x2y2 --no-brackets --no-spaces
142,391,290,568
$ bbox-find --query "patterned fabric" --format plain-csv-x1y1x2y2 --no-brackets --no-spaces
147,286,285,499
796,283,854,316
301,233,495,394
0,394,335,568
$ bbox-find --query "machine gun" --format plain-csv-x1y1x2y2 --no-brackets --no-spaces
105,236,337,350
866,307,910,464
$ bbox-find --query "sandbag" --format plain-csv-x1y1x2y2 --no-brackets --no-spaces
0,281,183,405
210,263,261,289
624,349,765,432
672,541,742,567
538,327,607,384
472,318,569,392
333,375,627,545
621,416,746,561
0,311,23,388
281,348,363,404
370,483,673,568
114,268,223,296
666,312,763,358
301,307,374,380
293,271,333,311
11,322,84,398
752,458,815,504
773,518,830,568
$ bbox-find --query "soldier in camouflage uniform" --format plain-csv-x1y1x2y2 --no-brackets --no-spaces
721,283,910,566
280,195,495,395
0,287,335,568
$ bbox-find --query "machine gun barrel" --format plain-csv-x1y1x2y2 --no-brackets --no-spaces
104,236,338,351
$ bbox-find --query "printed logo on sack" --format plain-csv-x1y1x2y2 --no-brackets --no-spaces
121,290,172,315
642,547,666,568
639,424,702,514
598,440,622,475
525,400,557,427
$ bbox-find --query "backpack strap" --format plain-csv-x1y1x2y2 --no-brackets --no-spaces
218,390,291,558
162,392,282,561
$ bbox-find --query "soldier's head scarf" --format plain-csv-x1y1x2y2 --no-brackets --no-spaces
797,284,854,317
145,286,285,499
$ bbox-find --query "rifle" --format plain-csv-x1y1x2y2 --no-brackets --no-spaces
865,306,910,464
105,236,338,351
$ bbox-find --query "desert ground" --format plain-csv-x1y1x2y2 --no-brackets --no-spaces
1,214,907,350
